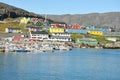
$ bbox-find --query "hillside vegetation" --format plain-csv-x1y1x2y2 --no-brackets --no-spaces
0,21,26,33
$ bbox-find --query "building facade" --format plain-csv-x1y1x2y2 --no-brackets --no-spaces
48,33,71,42
76,38,98,45
66,29,87,34
87,30,103,36
29,31,49,40
50,28,65,33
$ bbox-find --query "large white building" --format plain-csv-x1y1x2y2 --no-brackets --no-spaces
30,31,49,40
48,33,71,42
30,31,71,42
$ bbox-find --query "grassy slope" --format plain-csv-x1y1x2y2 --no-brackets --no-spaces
71,33,114,44
0,21,27,33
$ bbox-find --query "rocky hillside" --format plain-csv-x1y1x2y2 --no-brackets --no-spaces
1,2,120,27
47,12,120,27
0,2,54,22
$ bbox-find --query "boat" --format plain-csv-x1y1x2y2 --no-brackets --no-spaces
0,47,5,52
0,49,5,52
15,49,29,52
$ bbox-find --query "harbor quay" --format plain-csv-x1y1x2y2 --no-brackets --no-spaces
0,39,73,53
1,38,120,53
0,32,120,53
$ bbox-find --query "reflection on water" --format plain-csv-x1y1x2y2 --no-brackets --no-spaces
0,49,120,80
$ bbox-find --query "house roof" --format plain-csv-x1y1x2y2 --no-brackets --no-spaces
50,36,70,39
13,36,24,41
52,32,70,34
78,38,97,42
31,31,48,34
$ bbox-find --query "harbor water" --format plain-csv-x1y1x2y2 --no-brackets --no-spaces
0,48,120,80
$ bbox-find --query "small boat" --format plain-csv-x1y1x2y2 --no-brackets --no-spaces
0,49,5,52
0,47,5,53
15,49,28,52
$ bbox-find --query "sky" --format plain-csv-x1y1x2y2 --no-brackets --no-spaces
0,0,120,15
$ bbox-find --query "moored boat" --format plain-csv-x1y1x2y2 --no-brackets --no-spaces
15,49,30,52
0,47,5,53
0,49,5,52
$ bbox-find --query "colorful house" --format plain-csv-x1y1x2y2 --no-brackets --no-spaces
28,27,42,32
72,24,83,29
13,35,24,41
50,22,66,28
5,28,21,33
76,38,99,45
19,17,28,25
50,28,65,33
66,29,87,34
87,30,103,36
86,26,110,32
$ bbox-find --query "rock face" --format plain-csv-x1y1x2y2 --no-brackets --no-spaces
0,2,54,22
47,12,120,27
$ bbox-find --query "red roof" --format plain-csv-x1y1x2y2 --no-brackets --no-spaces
13,36,24,41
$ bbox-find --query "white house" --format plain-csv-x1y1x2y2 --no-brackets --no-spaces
48,33,71,42
29,31,71,42
106,37,119,42
51,33,71,37
29,31,49,40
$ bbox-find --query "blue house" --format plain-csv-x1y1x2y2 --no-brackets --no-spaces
86,26,110,32
66,29,87,34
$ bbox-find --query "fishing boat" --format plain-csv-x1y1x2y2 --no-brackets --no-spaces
0,47,5,52
15,49,29,52
0,49,5,52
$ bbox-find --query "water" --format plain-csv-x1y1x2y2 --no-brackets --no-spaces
0,48,120,80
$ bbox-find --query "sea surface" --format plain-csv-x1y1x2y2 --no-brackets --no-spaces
0,48,120,80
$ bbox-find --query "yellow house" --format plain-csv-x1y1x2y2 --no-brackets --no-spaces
20,17,28,25
87,30,103,36
50,28,65,33
13,29,21,33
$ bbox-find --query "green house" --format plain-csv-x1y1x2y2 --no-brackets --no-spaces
76,38,98,45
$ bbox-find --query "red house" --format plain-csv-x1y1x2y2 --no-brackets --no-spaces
72,24,82,29
13,35,25,41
